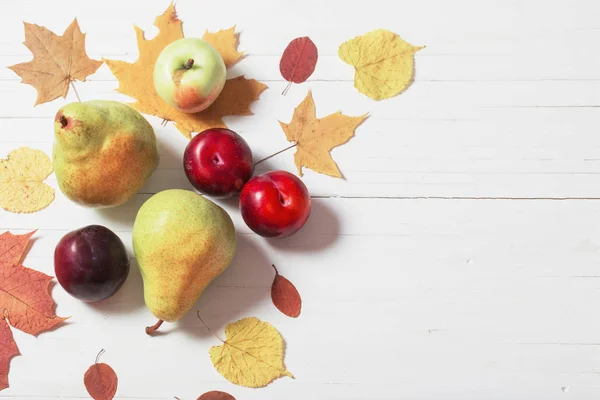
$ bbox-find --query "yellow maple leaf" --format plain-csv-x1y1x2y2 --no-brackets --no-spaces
0,147,55,214
104,3,266,139
209,317,293,388
338,29,424,100
202,26,244,68
279,90,368,178
8,19,102,106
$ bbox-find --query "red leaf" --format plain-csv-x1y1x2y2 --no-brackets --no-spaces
0,318,19,391
0,231,35,270
84,350,118,400
197,391,236,400
279,36,318,95
271,264,302,318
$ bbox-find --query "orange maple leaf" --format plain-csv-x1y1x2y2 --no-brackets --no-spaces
104,3,267,139
8,19,102,106
0,230,67,390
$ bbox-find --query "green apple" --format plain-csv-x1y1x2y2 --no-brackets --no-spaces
153,38,226,113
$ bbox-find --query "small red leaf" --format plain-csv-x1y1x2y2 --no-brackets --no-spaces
279,36,318,95
271,264,302,318
0,318,20,391
197,390,236,400
84,350,118,400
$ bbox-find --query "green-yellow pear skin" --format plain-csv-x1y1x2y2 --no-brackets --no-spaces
53,100,159,208
132,189,236,328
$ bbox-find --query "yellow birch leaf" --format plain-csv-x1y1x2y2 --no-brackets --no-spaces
338,29,424,100
202,26,244,68
209,317,293,388
279,90,368,178
0,148,54,213
104,3,266,139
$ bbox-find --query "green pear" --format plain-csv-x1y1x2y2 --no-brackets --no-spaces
53,100,159,208
132,189,236,332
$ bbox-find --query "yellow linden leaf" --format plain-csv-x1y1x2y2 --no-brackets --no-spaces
0,147,55,213
202,26,244,68
279,90,368,178
338,29,424,100
104,3,267,139
209,317,293,388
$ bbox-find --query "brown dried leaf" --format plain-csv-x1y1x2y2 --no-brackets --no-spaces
0,318,19,391
84,350,118,400
271,265,301,318
197,391,236,400
8,19,102,105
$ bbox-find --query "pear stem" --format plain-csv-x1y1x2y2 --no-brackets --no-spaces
253,144,297,167
197,311,225,342
70,81,81,102
184,58,194,69
145,319,164,335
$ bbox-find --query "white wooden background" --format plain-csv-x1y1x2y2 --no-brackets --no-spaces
1,0,599,398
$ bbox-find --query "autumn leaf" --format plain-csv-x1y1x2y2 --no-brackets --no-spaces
84,349,118,400
279,36,318,95
202,27,243,68
279,90,368,178
208,316,293,388
0,319,19,391
0,147,55,214
197,391,236,400
271,265,301,318
8,19,102,105
338,29,424,100
104,3,267,139
0,231,67,391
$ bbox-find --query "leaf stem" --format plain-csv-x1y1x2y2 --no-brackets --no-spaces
70,81,81,102
254,144,297,167
196,311,225,343
272,264,279,276
145,319,164,335
95,348,105,364
281,81,292,96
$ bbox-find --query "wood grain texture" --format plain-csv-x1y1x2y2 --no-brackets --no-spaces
1,0,599,398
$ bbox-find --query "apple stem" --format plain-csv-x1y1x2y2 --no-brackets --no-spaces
197,311,225,343
70,81,81,102
281,81,292,96
184,58,195,69
254,144,297,167
145,319,164,335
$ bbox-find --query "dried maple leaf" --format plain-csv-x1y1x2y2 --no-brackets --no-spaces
0,147,55,214
208,316,293,388
279,90,368,178
0,318,19,391
338,29,424,100
0,231,67,391
271,265,301,318
8,19,102,106
84,349,118,400
197,391,236,400
104,3,267,139
280,36,318,95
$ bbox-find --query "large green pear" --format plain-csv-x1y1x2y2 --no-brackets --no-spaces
132,189,236,327
53,100,159,208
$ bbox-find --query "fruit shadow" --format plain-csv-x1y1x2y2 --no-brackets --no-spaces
83,257,146,313
177,234,273,338
266,199,340,252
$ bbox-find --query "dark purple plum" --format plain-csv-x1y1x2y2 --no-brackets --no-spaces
54,225,130,302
